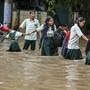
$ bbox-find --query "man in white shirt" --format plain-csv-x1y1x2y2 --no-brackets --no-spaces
20,10,40,51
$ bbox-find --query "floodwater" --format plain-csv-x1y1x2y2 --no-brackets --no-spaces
0,37,90,90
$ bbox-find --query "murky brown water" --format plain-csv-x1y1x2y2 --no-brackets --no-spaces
0,38,90,90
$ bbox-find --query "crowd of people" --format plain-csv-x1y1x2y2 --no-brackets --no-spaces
0,10,90,65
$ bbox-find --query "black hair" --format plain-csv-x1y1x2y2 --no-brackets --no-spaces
61,24,68,27
45,16,53,24
76,17,85,24
29,10,35,14
13,25,19,31
76,17,85,28
44,16,55,31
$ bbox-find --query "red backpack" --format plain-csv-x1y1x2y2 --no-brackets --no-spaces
0,24,10,32
66,30,70,46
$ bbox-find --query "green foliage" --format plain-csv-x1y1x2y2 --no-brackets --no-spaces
62,0,90,18
46,0,56,15
46,0,90,18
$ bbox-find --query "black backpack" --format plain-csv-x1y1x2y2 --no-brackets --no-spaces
53,30,64,47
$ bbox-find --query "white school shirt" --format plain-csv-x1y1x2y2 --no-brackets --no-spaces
68,24,83,49
20,18,40,40
37,24,57,37
6,30,22,40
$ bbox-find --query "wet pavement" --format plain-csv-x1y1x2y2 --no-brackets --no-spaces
0,38,90,90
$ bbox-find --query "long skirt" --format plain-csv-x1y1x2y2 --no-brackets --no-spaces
9,41,21,52
41,38,57,56
65,49,83,60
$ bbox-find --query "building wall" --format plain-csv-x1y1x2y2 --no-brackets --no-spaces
12,10,47,27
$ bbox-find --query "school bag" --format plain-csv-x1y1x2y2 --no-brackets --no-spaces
53,29,64,47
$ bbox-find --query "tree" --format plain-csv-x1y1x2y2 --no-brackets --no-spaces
46,0,90,18
62,0,90,17
46,0,56,15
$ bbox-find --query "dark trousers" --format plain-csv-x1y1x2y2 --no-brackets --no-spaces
23,40,36,50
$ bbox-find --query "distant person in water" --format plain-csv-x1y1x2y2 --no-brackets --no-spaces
61,24,70,57
65,17,88,60
85,39,90,65
19,10,40,51
29,16,57,56
6,25,29,52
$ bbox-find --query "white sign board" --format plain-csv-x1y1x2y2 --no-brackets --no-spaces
3,3,11,26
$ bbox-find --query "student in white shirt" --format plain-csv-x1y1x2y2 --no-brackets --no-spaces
20,10,40,51
29,16,57,56
65,17,88,60
6,25,29,52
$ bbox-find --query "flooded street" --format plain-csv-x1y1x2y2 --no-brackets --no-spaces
0,38,90,90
